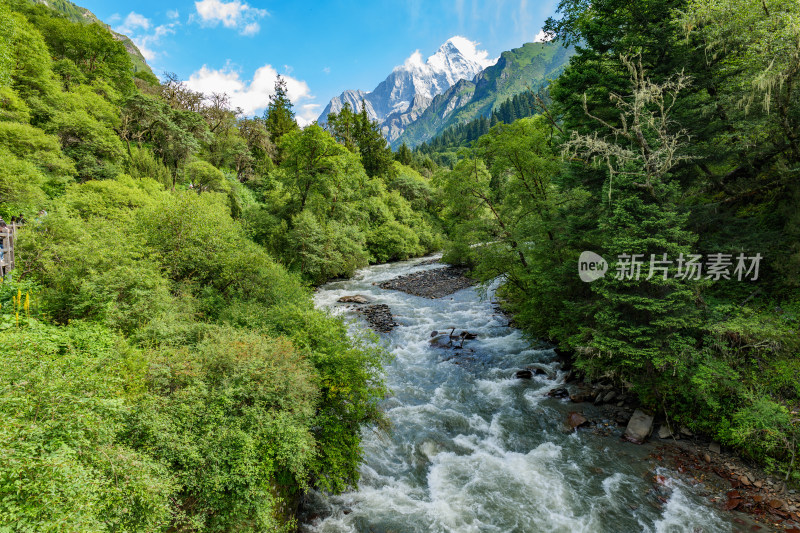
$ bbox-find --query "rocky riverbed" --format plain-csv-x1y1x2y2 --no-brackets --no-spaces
309,256,791,533
377,264,475,299
536,370,800,532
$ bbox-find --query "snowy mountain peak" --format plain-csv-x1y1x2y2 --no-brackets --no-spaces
318,36,496,143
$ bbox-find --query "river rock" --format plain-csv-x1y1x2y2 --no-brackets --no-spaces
338,294,371,304
548,387,569,399
567,411,589,430
623,409,654,444
355,304,397,332
603,391,617,403
515,369,533,380
709,441,721,454
657,425,673,439
429,334,453,348
378,266,475,299
569,389,594,403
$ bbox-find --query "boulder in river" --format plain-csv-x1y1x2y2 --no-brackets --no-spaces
548,387,570,399
623,409,654,444
338,295,371,304
657,424,674,439
515,369,533,380
567,411,589,430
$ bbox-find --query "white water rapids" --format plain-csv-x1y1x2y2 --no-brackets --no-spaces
303,257,756,533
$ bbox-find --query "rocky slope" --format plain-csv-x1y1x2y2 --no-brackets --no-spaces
396,41,574,148
33,0,155,79
318,36,495,143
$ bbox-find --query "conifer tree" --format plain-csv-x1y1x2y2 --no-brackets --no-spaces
265,75,298,147
354,100,393,177
394,142,413,166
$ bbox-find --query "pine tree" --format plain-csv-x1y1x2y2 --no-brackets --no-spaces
355,100,393,177
394,142,413,166
264,75,298,148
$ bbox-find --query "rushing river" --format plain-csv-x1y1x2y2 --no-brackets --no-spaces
303,257,754,533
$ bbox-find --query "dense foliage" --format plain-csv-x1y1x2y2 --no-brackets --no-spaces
415,90,548,167
3,0,799,528
0,0,440,529
433,0,800,483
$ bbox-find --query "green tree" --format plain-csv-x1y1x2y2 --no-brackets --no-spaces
394,142,413,165
354,101,393,178
324,102,359,152
277,125,355,213
264,75,298,151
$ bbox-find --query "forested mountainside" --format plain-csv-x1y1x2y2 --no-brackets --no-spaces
411,89,547,167
34,0,155,79
0,0,442,529
395,41,574,148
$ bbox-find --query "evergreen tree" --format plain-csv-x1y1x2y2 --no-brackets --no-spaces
264,75,298,150
324,102,358,152
394,142,413,166
354,100,393,178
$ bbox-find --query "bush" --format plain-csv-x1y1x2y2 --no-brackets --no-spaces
184,160,228,193
0,323,174,531
367,219,421,262
125,327,318,532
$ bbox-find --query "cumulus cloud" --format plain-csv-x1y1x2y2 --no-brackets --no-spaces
446,36,495,68
398,36,496,73
533,29,553,43
185,63,319,125
192,0,268,36
115,12,151,34
114,12,178,62
402,50,425,70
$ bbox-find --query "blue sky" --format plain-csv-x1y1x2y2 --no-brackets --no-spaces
78,0,558,124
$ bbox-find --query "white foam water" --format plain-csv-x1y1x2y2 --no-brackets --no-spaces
302,257,744,533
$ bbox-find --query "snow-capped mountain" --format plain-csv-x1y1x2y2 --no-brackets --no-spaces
317,36,496,143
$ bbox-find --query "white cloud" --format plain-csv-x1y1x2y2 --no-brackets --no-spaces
402,50,425,70
116,12,152,34
167,9,180,20
533,29,553,43
322,67,331,74
185,63,318,125
192,0,268,36
446,36,495,68
114,12,178,62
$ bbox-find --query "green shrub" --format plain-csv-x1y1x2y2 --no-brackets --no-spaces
0,323,174,531
367,219,421,262
125,327,318,532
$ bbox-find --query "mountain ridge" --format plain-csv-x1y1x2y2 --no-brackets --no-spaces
395,41,575,148
32,0,156,79
317,36,495,143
